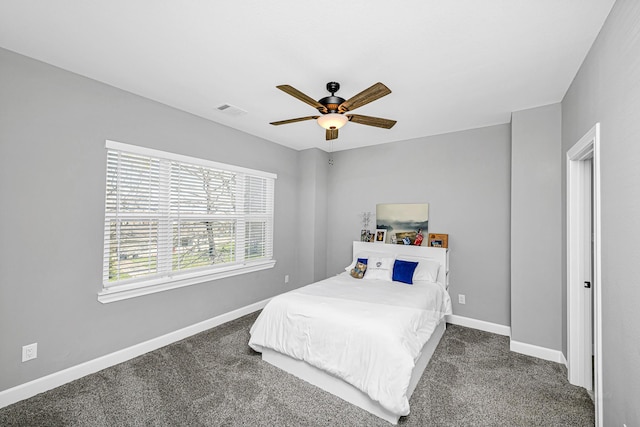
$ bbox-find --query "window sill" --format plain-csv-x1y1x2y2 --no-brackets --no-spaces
98,260,277,303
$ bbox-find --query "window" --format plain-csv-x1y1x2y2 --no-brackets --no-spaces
99,141,276,303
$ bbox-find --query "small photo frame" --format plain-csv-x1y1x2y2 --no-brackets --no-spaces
428,233,449,248
375,229,387,243
394,231,417,245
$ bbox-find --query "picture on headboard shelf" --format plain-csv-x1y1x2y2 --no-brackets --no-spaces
428,233,449,248
360,230,374,242
376,203,429,245
375,229,387,243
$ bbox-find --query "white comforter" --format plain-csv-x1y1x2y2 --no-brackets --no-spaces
248,273,452,416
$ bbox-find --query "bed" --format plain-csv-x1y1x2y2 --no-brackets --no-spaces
249,241,451,424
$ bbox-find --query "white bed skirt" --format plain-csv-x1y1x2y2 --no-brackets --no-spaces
261,320,446,425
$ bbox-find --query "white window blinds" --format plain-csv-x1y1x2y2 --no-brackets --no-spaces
102,141,275,291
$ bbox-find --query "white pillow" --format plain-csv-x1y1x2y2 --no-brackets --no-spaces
397,256,440,282
344,251,389,272
363,256,395,281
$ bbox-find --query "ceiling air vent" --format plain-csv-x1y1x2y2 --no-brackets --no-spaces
216,103,248,116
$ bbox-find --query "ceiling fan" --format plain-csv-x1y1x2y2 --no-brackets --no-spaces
270,82,397,141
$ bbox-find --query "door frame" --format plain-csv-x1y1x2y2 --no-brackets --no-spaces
566,123,602,425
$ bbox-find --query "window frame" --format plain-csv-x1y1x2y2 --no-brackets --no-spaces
99,140,277,303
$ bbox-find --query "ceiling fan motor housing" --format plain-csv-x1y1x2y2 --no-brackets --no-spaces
318,81,346,113
318,95,345,113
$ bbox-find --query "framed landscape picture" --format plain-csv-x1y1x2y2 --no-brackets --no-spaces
376,203,429,245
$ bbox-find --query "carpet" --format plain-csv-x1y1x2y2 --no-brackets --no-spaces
0,312,594,426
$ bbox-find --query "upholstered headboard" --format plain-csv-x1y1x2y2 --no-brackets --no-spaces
352,241,449,289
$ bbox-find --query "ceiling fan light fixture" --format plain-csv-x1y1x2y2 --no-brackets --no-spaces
317,113,348,130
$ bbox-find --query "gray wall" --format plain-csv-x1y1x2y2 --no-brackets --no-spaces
511,104,562,351
561,0,640,424
297,148,329,285
326,124,512,326
0,48,301,392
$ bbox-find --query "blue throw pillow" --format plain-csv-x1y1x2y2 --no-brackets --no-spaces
357,257,368,265
392,259,419,284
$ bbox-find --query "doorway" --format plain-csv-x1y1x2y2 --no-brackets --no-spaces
567,123,602,426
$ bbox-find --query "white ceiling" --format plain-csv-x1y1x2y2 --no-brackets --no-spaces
0,1,615,152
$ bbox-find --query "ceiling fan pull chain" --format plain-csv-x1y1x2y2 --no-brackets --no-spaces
329,140,334,166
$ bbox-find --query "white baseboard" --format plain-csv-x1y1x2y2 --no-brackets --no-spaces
0,298,270,409
510,340,566,364
445,314,511,336
445,315,567,365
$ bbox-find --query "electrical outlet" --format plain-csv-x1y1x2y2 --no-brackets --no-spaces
284,274,289,284
22,343,37,362
458,294,466,304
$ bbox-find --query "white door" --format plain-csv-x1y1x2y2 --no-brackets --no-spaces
581,159,593,393
567,123,602,426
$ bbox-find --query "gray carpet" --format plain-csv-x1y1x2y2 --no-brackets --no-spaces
0,312,594,426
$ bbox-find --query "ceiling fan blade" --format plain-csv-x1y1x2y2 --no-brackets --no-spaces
347,114,397,129
338,82,391,112
276,85,328,113
270,116,319,126
326,128,339,140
